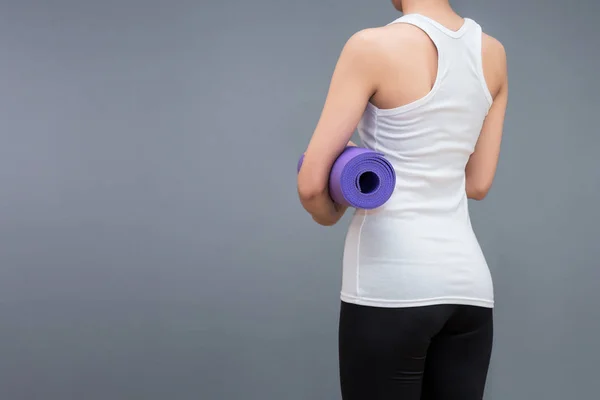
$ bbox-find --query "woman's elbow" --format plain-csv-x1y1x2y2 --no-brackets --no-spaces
468,189,488,201
466,181,492,201
297,177,327,203
298,186,320,203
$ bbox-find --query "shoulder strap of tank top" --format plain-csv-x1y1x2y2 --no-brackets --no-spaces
386,14,455,76
386,15,492,107
388,14,475,41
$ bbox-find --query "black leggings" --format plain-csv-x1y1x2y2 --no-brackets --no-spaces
338,302,493,400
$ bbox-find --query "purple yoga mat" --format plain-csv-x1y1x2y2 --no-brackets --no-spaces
297,146,396,210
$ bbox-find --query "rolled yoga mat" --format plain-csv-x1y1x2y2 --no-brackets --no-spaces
297,146,396,210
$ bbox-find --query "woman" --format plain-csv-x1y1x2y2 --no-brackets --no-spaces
297,0,508,399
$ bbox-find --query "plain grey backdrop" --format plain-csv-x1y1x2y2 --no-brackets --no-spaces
0,0,598,399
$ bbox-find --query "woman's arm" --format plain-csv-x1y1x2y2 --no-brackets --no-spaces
465,38,508,201
297,30,379,226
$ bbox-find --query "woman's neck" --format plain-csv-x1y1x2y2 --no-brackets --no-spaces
400,0,455,19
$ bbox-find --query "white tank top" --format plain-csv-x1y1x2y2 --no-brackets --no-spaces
341,14,495,308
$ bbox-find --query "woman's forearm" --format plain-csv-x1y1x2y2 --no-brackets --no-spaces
298,140,356,225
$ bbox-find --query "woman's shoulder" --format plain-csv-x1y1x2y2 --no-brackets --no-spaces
344,23,435,57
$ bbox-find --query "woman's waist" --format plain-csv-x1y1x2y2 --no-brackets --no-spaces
346,212,483,263
369,189,469,216
349,207,473,229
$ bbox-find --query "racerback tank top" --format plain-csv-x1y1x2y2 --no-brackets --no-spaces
341,14,494,308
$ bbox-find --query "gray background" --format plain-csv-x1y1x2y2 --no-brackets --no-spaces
0,0,598,399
